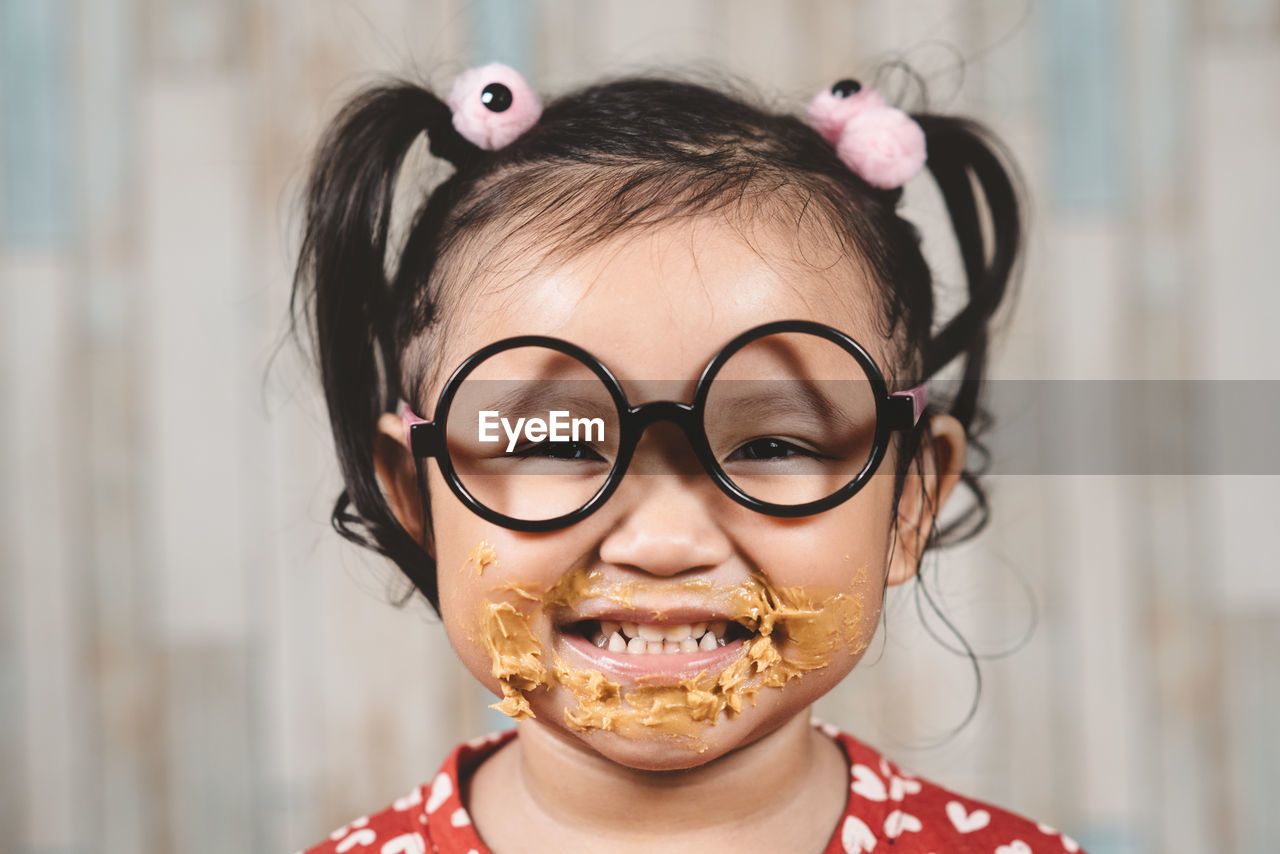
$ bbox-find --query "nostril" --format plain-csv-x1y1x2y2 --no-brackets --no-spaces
596,454,735,576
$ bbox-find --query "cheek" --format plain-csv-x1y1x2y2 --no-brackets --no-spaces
740,477,896,589
426,465,597,692
426,466,502,684
730,474,898,664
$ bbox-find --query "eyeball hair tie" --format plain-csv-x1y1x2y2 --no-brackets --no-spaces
805,78,926,190
448,62,543,150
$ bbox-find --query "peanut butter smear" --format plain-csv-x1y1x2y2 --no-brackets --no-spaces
477,559,870,750
466,540,498,576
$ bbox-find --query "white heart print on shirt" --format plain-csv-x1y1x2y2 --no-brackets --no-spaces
946,800,991,833
840,815,877,853
995,841,1032,854
393,786,423,812
877,758,924,803
1037,821,1081,852
884,809,923,838
425,772,453,814
335,829,376,853
380,833,426,854
329,816,369,841
888,774,922,801
850,764,888,801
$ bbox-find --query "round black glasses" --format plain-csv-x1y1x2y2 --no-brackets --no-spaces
398,319,927,532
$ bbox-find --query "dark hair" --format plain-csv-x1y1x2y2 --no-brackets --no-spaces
290,72,1023,635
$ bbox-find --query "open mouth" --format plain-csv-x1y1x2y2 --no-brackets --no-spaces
562,618,756,655
481,563,858,735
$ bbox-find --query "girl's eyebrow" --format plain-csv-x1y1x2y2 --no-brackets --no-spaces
477,382,617,421
708,382,867,431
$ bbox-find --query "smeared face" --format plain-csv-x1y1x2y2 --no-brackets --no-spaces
419,215,903,770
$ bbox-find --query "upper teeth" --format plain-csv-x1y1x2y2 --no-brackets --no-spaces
592,620,729,654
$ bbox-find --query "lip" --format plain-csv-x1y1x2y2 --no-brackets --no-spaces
551,588,757,628
563,605,747,626
556,626,749,682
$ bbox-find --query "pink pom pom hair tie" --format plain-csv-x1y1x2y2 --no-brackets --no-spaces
447,62,543,150
444,67,924,187
805,78,926,190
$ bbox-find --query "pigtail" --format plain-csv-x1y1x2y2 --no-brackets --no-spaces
864,115,1026,740
291,81,477,607
911,114,1023,545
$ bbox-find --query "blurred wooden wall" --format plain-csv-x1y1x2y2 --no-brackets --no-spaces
2,1,1277,852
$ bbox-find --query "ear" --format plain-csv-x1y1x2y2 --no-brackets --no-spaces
885,413,967,586
373,412,432,557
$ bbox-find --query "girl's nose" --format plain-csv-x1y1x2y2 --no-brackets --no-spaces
596,473,734,578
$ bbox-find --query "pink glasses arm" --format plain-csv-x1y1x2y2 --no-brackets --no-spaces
397,400,430,449
891,383,928,426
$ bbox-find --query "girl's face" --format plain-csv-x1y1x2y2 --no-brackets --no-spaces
377,214,957,771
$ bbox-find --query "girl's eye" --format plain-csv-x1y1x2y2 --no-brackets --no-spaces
514,441,605,462
726,438,819,461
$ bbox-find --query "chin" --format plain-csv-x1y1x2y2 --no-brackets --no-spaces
529,685,802,773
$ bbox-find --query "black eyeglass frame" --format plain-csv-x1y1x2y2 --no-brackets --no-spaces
399,319,927,532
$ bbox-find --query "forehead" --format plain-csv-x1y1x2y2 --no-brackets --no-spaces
424,215,890,398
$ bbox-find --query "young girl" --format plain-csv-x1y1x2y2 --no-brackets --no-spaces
291,62,1083,854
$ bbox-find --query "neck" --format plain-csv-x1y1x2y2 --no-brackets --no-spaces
510,713,829,837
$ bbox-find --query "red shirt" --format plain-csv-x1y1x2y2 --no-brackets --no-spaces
299,721,1085,853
